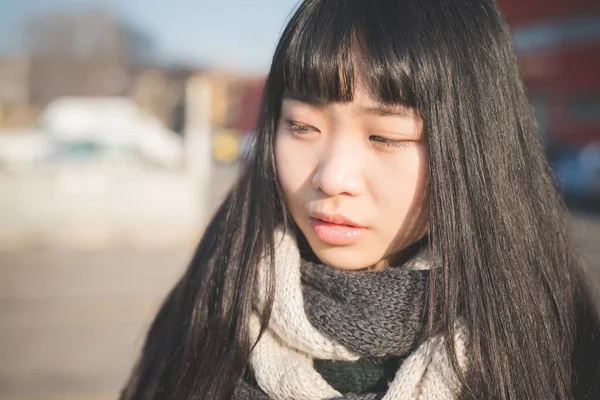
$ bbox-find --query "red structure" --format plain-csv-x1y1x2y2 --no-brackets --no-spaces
496,0,600,146
498,0,599,25
228,78,265,134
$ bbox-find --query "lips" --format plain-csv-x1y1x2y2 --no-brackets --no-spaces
309,212,366,245
310,212,364,228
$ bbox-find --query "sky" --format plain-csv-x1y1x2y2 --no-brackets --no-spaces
0,0,301,74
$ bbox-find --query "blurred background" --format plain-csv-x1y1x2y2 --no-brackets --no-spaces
0,0,598,399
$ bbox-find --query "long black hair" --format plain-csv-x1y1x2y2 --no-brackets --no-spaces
121,0,599,399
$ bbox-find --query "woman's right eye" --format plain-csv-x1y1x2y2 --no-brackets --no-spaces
285,120,317,133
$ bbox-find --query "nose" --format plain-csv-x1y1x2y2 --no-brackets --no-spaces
311,136,364,197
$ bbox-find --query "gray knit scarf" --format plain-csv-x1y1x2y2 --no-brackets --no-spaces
233,228,467,400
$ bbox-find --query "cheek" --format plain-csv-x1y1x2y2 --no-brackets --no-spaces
377,146,429,219
375,146,429,251
274,131,312,201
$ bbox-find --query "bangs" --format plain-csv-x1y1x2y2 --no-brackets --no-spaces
277,0,416,108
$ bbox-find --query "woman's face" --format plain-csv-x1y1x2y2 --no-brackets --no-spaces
275,80,429,270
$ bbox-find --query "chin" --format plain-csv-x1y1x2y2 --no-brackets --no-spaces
310,243,379,270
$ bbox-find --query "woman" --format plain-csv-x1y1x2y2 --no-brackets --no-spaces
121,0,600,398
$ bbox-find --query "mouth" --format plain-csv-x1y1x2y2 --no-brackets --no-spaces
309,212,365,228
309,212,366,245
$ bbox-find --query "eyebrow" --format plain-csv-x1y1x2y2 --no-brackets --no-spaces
354,104,414,118
282,90,414,118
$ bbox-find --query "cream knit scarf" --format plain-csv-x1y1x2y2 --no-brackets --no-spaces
240,228,468,400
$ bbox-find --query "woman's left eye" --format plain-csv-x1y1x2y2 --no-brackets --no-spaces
369,135,411,149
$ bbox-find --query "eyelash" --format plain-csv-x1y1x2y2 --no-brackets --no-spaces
286,120,316,133
369,136,412,149
285,120,412,149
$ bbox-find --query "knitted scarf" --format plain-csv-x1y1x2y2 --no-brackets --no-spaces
234,228,467,400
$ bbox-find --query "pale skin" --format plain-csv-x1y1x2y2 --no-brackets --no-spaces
275,79,429,271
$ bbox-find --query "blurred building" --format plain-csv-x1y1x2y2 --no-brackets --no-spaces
0,57,30,105
498,0,600,146
130,67,235,135
227,77,265,133
0,56,38,129
209,76,264,162
26,7,154,109
131,67,193,134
